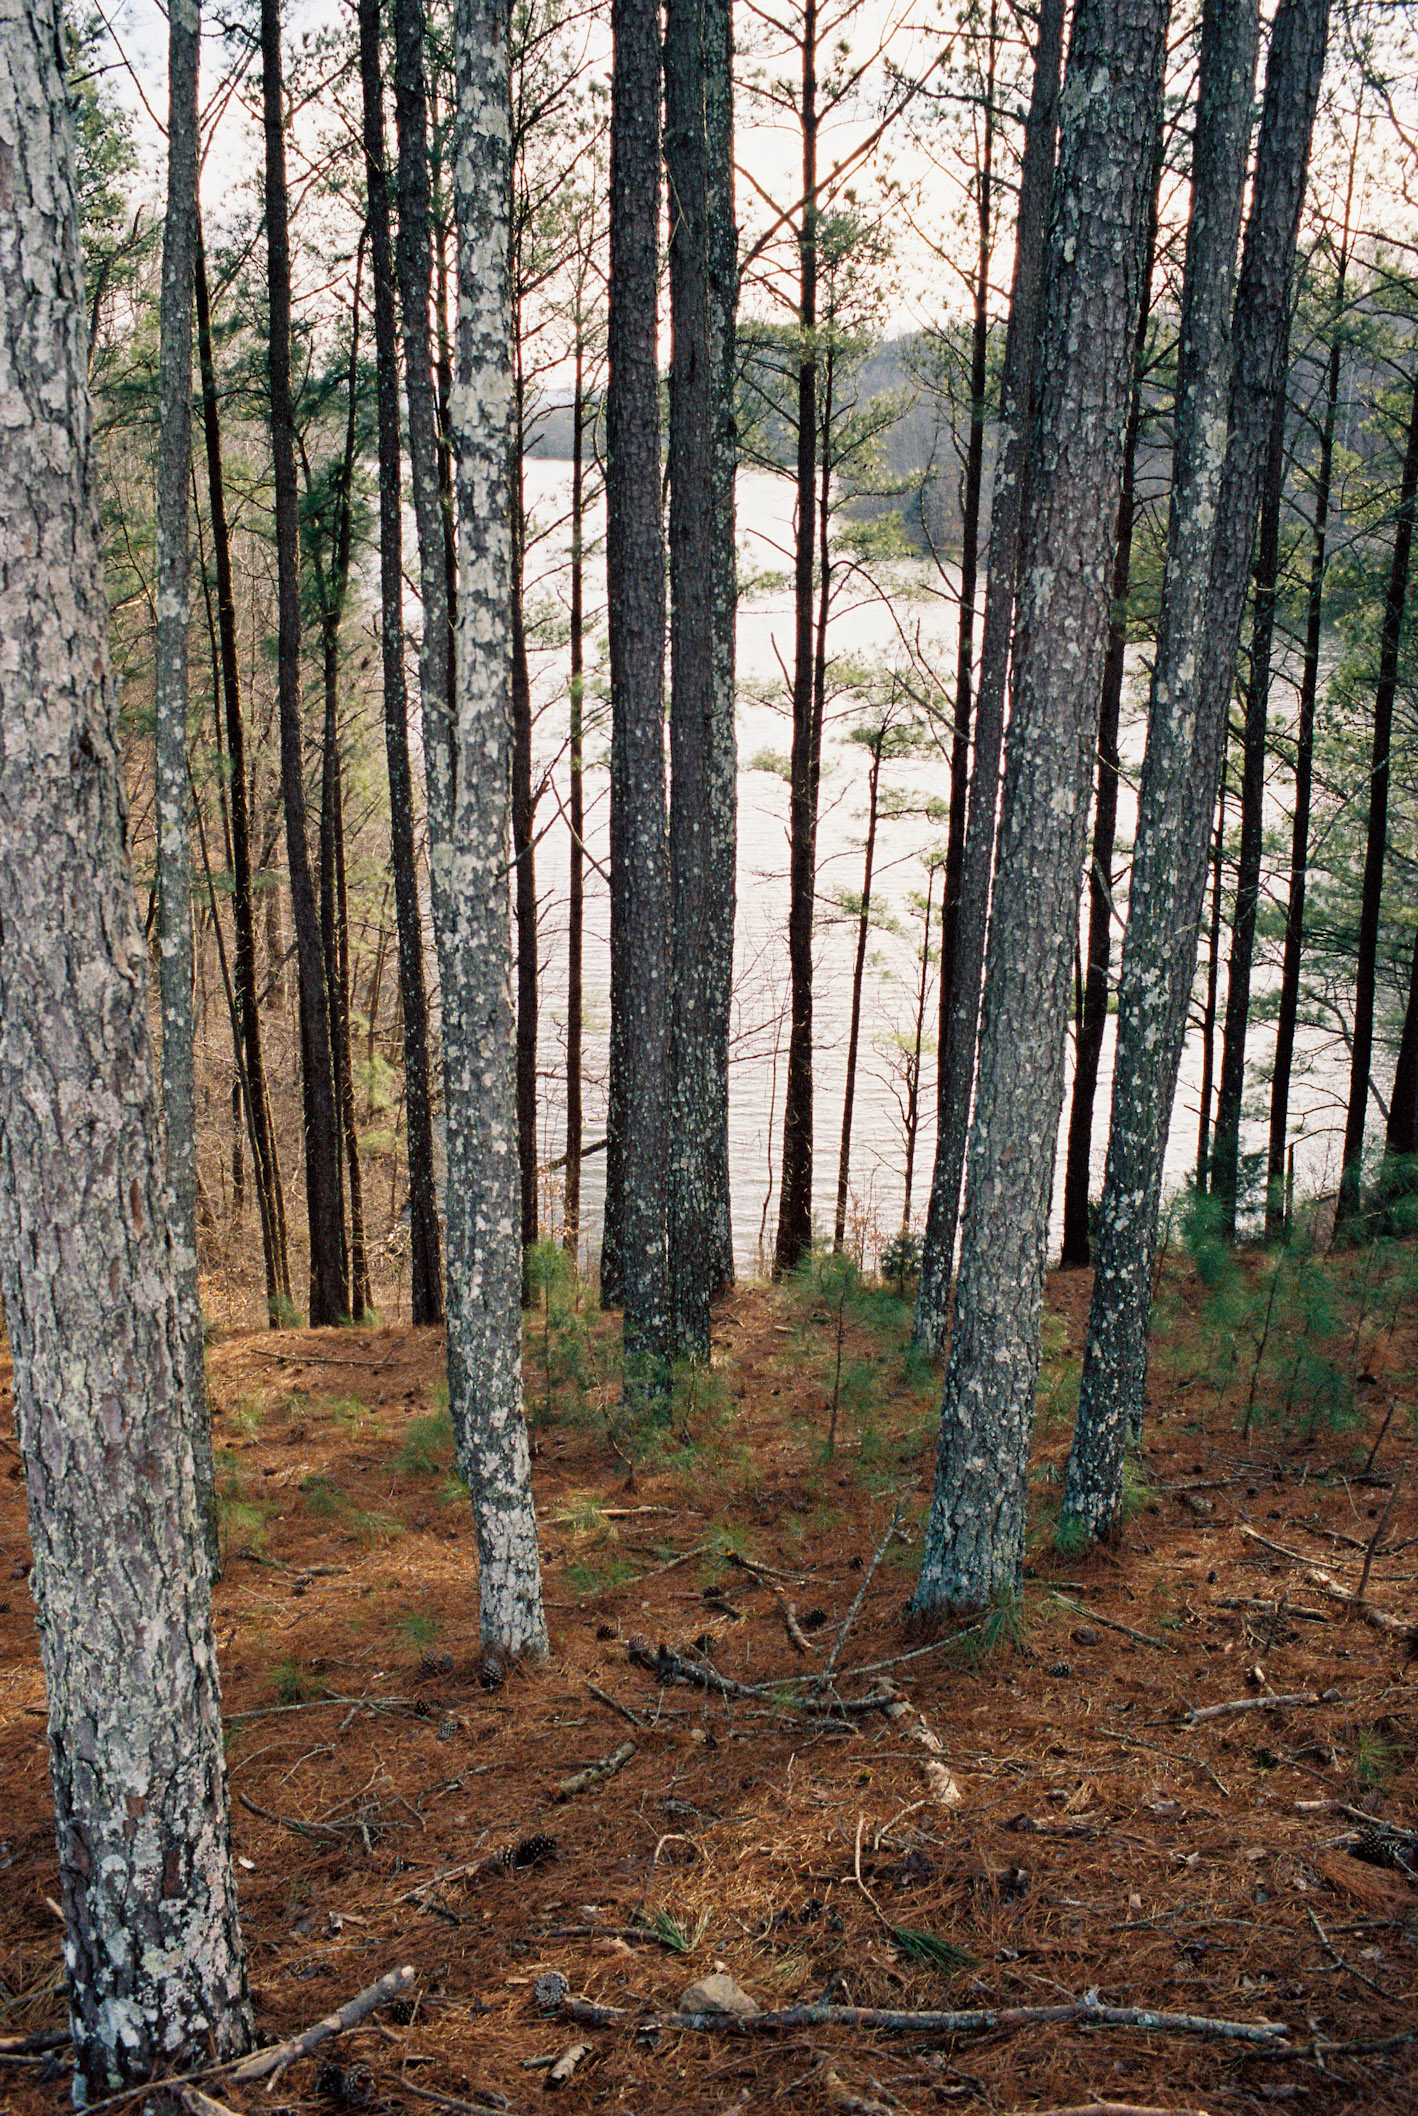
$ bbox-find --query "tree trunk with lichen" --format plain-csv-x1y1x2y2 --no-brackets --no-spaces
154,0,218,1571
1064,0,1328,1541
910,0,1168,1618
0,3,254,2089
445,0,548,1657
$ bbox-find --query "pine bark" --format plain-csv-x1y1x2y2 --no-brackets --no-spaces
1212,375,1291,1235
392,0,455,861
1059,161,1160,1268
1197,756,1229,1186
912,0,1064,1352
604,0,671,1393
775,0,821,1277
260,0,348,1325
154,0,218,1571
358,0,443,1325
1267,246,1350,1232
565,333,587,1257
667,0,736,1360
511,471,539,1294
834,732,884,1251
1065,0,1327,1540
195,224,289,1314
1336,359,1418,1229
446,0,548,1655
0,3,253,2085
910,0,1168,1617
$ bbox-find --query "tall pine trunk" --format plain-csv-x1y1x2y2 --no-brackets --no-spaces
1267,197,1355,1234
260,0,347,1325
444,0,548,1656
604,0,671,1395
358,0,443,1325
1197,755,1229,1186
564,329,587,1258
1212,374,1291,1234
1059,160,1160,1267
774,0,821,1277
667,0,735,1359
1335,358,1418,1232
834,730,885,1251
910,0,1168,1617
912,0,1064,1351
1064,0,1327,1540
0,6,254,2083
511,387,539,1293
154,0,218,1571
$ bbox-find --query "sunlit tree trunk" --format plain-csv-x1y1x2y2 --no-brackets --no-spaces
565,327,587,1258
910,0,1168,1616
445,0,548,1654
834,728,885,1252
0,4,253,2084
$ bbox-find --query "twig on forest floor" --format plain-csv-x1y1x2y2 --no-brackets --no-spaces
1001,2105,1213,2116
553,1738,636,1800
815,1506,903,1693
240,1346,419,1373
1049,1593,1176,1654
1186,1691,1320,1724
1238,1527,1410,1634
725,1549,810,1585
554,1990,1291,2046
226,1693,415,1725
1306,1907,1390,1998
625,1636,896,1717
381,2077,510,2115
1357,1468,1405,1607
229,1964,417,2085
586,1681,648,1730
1103,1725,1230,1796
779,1597,816,1654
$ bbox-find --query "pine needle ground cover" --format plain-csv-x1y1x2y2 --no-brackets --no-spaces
0,1259,1415,2115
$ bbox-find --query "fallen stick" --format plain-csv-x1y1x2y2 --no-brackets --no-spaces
1186,1691,1319,1724
1357,1467,1405,1607
228,1964,416,2084
553,1739,636,1800
815,1506,903,1693
586,1681,648,1731
1049,1593,1175,1655
625,1636,895,1715
386,2079,511,2116
1237,1528,1409,1634
1002,2106,1213,2116
179,2090,246,2116
725,1549,808,1585
236,1791,357,1841
0,2030,68,2056
555,1993,1290,2046
779,1598,816,1655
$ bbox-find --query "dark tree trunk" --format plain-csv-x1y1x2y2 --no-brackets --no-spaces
901,864,936,1232
1268,217,1353,1233
1336,358,1418,1231
1197,754,1229,1187
667,0,736,1359
775,0,821,1278
834,732,884,1251
0,9,254,2084
1059,159,1161,1267
358,0,443,1325
1065,0,1327,1540
1212,370,1291,1235
935,4,995,1177
911,0,1168,1617
705,0,738,1295
912,0,1064,1351
153,0,217,1572
511,433,539,1296
604,0,671,1394
260,0,348,1325
565,334,587,1258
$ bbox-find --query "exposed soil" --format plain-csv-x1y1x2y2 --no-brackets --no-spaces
1,1260,1415,2116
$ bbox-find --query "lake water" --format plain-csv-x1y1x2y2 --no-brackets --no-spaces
520,459,1351,1278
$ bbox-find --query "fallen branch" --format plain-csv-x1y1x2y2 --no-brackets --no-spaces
1237,1528,1409,1635
381,2080,510,2116
553,1739,636,1800
1186,1691,1319,1724
725,1549,807,1584
815,1506,903,1693
626,1636,895,1717
586,1682,648,1731
555,1991,1290,2046
236,1791,359,1841
179,2090,247,2116
779,1598,816,1655
1357,1468,1405,1607
228,1964,416,2084
1049,1593,1175,1655
1002,2106,1213,2116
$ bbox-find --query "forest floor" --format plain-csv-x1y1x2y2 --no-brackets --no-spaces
1,1244,1416,2116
